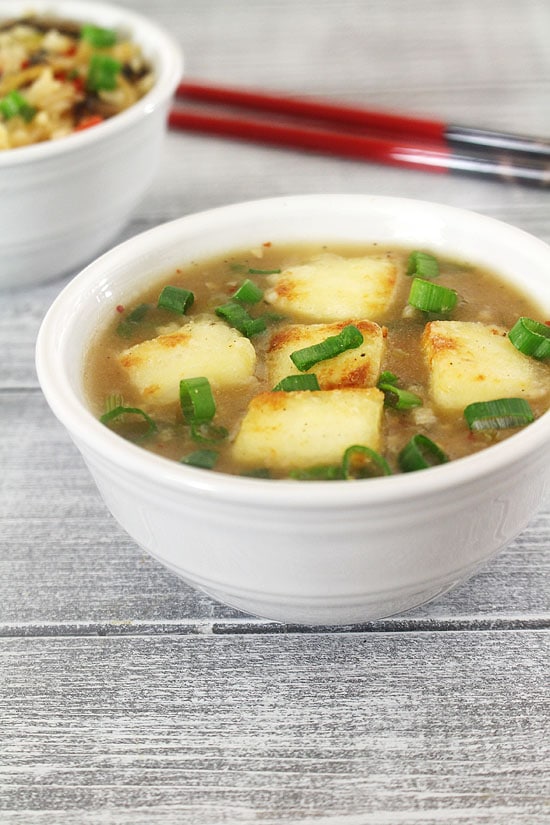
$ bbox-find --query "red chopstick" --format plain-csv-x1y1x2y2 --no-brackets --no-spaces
176,79,447,143
170,80,550,187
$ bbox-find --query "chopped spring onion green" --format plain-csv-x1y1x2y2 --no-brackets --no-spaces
242,316,268,336
0,90,36,122
229,265,281,275
248,267,281,275
104,392,124,413
116,303,150,337
86,53,122,92
379,383,423,410
233,278,264,303
191,422,229,444
100,405,157,439
408,278,458,313
157,285,194,314
272,374,321,391
290,325,364,372
291,444,392,481
290,464,344,480
241,468,271,478
263,311,287,325
342,445,392,479
398,434,449,472
406,251,440,279
215,301,267,337
377,371,422,410
508,317,550,360
179,377,216,423
464,398,534,431
181,449,219,469
81,24,118,47
378,370,399,385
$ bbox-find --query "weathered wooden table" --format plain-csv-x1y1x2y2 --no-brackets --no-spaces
1,1,549,822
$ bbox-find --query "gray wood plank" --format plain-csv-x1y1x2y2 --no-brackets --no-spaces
0,631,548,824
1,389,549,627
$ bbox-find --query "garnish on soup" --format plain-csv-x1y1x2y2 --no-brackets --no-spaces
85,244,550,479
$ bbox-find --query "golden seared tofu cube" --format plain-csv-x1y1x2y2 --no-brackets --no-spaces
231,388,384,471
267,320,386,389
263,253,398,322
118,320,256,405
422,320,546,412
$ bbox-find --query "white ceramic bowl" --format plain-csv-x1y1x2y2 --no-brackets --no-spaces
0,0,183,289
35,195,550,625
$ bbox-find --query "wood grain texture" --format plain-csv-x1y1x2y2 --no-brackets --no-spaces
0,631,549,824
1,0,549,821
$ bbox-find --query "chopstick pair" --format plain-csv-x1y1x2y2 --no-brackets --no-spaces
170,80,550,187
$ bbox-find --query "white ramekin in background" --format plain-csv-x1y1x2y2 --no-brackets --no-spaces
0,0,183,288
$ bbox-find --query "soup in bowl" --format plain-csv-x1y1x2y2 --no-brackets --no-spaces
35,195,550,624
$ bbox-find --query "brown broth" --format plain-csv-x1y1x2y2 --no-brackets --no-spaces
84,242,550,478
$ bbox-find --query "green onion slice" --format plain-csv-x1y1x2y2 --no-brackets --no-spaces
378,383,423,410
263,312,287,325
233,279,264,303
104,392,124,413
244,317,267,336
0,90,37,122
179,377,216,423
398,434,449,472
157,285,194,314
100,405,157,439
378,370,399,386
406,251,440,279
408,278,458,313
290,325,364,372
290,464,344,480
241,468,271,478
86,53,122,91
464,398,534,431
116,303,150,337
377,371,422,410
215,301,267,337
180,449,219,469
191,422,229,443
126,303,149,322
81,24,118,47
272,374,321,391
248,267,281,275
508,317,550,360
342,445,392,479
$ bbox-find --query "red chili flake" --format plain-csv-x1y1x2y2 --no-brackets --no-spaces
71,76,85,93
262,241,272,247
75,114,104,132
64,44,77,57
116,305,125,313
545,321,550,326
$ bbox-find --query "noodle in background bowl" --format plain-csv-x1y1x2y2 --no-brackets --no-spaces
0,0,183,289
36,195,550,625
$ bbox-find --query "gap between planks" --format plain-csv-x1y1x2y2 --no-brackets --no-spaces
0,616,548,639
